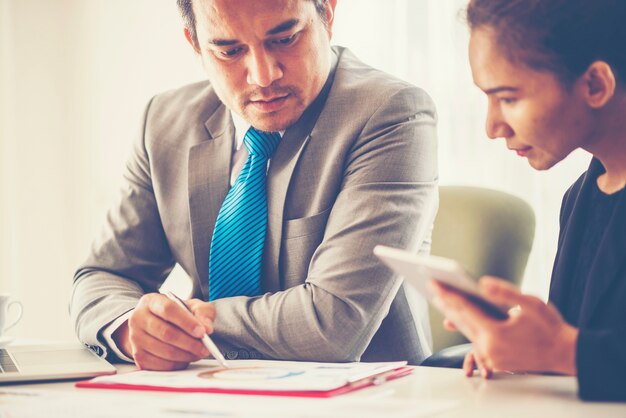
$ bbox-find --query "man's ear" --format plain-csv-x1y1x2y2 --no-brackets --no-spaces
184,27,201,54
579,61,616,109
324,0,338,39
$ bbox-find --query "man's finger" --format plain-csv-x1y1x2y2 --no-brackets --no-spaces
187,299,217,333
135,329,208,362
139,314,209,358
148,295,206,339
133,348,189,371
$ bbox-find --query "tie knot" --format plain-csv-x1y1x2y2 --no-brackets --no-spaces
244,127,281,158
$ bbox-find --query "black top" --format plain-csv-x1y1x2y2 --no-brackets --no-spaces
562,177,622,326
549,158,626,401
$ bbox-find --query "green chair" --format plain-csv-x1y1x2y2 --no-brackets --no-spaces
421,186,535,367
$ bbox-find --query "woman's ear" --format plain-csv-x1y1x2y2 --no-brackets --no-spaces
579,61,616,109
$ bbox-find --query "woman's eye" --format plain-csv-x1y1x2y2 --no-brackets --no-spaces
499,97,517,104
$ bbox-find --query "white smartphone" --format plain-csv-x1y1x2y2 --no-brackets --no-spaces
374,245,508,320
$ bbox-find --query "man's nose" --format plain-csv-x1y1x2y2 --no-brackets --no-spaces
246,49,283,88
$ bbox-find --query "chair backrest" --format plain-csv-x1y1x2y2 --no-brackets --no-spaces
429,186,535,352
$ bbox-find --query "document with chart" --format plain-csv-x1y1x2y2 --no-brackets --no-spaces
76,359,412,398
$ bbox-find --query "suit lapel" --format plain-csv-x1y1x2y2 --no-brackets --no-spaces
262,49,340,291
188,104,234,298
578,175,626,327
263,132,312,292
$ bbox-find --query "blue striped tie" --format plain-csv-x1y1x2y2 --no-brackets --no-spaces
208,127,281,301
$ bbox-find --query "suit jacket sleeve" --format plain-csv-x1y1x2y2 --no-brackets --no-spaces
70,98,176,357
210,86,438,362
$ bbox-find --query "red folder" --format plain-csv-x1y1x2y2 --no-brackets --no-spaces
76,366,413,398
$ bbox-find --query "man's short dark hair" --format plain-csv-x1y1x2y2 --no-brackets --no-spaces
176,0,329,48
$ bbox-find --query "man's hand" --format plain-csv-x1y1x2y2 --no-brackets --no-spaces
432,277,578,377
112,293,216,370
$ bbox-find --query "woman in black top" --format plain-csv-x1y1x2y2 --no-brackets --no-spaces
432,0,626,401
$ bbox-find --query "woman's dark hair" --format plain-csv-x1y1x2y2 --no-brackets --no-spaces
466,0,626,86
176,0,329,49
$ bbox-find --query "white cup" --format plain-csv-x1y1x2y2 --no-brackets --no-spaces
0,294,23,337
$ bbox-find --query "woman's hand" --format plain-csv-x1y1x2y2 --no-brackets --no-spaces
433,277,578,376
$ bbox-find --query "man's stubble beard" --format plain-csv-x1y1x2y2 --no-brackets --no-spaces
240,89,306,132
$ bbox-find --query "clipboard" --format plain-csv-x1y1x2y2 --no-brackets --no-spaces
76,360,413,398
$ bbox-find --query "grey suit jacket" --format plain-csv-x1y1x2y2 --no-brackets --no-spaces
71,46,438,365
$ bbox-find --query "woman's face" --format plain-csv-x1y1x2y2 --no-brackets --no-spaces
469,27,594,170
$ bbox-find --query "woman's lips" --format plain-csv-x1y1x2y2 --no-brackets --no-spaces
511,146,532,157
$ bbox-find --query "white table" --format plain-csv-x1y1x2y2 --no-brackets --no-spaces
4,363,625,417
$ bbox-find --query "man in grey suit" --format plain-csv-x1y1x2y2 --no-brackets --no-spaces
71,0,438,371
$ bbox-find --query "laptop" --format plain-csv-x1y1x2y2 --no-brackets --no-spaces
0,343,116,384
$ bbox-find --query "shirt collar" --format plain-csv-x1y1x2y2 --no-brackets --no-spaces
231,111,284,151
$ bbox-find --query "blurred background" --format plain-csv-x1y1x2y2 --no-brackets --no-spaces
0,0,590,341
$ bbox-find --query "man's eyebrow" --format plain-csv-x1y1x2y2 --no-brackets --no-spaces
266,19,299,35
208,38,239,46
483,86,519,95
207,19,299,46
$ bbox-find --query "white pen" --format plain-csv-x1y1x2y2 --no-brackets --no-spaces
165,291,229,369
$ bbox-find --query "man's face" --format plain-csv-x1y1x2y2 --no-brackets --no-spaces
469,27,593,171
188,0,335,132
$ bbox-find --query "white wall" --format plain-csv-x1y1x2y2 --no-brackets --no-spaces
0,0,203,340
0,0,590,341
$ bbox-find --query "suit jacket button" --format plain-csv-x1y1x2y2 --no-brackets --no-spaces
238,349,250,360
226,350,239,360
